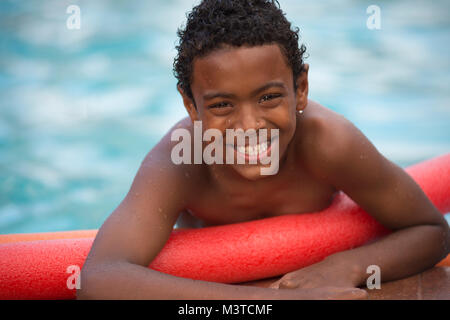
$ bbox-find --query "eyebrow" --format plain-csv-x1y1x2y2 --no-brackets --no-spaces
252,81,287,96
202,81,287,101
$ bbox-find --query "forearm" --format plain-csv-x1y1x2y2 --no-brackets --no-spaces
327,224,450,287
78,260,280,300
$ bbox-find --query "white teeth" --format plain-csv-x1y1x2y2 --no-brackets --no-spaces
260,142,267,152
237,142,269,156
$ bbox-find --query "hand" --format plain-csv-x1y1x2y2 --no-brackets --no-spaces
269,255,362,290
270,286,368,300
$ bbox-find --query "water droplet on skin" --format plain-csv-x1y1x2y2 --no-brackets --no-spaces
158,208,163,213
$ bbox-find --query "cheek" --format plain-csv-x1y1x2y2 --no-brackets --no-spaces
199,119,228,148
274,102,297,132
202,118,227,136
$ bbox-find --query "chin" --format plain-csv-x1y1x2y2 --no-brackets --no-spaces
231,139,285,181
232,164,278,181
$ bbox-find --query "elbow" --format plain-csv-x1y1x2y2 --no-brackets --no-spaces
76,264,104,300
434,221,450,262
76,259,135,299
443,223,450,256
415,222,450,267
76,269,95,300
76,288,91,300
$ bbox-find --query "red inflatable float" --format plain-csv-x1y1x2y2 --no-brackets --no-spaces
0,154,449,299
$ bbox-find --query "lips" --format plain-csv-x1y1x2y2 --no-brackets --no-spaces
228,137,274,162
235,141,268,155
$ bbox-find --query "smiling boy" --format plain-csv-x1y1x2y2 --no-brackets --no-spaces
78,0,449,300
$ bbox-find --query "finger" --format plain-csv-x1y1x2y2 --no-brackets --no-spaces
268,281,280,289
279,279,299,289
333,288,368,300
350,289,368,300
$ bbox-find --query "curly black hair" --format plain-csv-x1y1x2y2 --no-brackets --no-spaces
173,0,307,102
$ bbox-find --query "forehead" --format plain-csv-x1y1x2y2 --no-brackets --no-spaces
191,44,293,95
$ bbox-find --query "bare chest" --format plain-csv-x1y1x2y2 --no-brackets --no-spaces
186,168,337,227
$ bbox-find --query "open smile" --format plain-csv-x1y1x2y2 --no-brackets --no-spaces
226,137,277,162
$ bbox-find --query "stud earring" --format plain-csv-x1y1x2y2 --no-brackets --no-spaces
298,110,304,114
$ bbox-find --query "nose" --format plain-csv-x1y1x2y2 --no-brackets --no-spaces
235,104,265,132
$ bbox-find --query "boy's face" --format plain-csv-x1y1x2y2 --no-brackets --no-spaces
180,44,308,180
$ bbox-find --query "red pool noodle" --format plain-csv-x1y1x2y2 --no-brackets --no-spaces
0,154,448,299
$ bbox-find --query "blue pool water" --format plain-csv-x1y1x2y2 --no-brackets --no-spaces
0,0,449,234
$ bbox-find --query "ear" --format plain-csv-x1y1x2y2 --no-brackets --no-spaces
294,64,309,113
177,85,199,123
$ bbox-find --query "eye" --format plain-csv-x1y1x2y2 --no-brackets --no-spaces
208,101,232,109
207,101,233,115
259,93,283,104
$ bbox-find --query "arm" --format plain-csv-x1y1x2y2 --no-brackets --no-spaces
76,124,265,299
77,120,365,300
325,118,449,286
272,110,449,289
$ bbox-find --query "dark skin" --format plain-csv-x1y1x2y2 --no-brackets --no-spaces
77,44,450,300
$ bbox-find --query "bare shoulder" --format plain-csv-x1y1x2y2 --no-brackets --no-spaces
142,116,192,166
84,117,207,267
139,116,207,200
297,100,386,183
115,115,209,231
295,103,447,234
297,100,361,163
